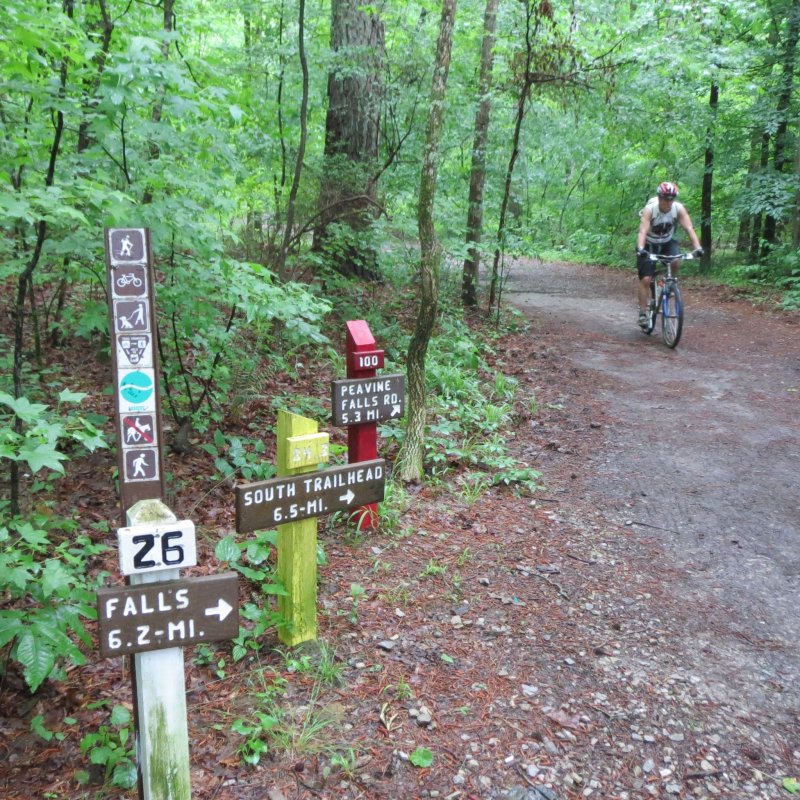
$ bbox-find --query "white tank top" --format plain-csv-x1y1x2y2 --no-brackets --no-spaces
643,197,682,245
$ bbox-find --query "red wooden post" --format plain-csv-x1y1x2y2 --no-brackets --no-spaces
345,320,383,529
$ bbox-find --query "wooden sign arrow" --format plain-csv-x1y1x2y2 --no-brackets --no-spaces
235,458,386,533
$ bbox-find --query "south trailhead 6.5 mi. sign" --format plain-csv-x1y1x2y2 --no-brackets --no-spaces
331,374,405,427
236,459,386,533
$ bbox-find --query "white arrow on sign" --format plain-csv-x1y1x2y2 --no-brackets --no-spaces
205,599,233,622
392,404,401,417
339,489,356,504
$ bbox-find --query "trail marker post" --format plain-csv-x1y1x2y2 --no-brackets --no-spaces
101,229,239,800
276,411,329,646
338,321,404,529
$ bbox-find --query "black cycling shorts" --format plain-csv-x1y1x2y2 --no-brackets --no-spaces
637,239,679,280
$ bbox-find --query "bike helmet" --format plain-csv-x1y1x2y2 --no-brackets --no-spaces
657,181,679,199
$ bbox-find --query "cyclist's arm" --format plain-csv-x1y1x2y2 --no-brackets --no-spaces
636,208,652,250
676,206,702,251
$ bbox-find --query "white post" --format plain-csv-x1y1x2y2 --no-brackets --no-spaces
126,499,192,800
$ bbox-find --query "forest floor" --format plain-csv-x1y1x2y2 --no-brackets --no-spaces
1,259,799,800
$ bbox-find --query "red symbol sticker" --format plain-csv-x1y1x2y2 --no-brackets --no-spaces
122,415,156,446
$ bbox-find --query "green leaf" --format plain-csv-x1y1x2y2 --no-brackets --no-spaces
409,747,434,768
440,653,455,664
215,534,240,563
110,704,132,727
17,443,68,474
15,627,57,692
58,389,87,404
111,761,137,789
784,777,800,793
42,559,73,598
0,394,49,423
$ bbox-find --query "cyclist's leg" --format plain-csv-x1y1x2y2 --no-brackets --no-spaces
637,249,655,322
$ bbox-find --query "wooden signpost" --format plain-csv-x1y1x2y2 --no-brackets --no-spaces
101,229,239,800
104,228,165,519
332,320,404,529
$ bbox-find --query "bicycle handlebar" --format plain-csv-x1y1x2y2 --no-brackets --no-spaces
647,251,697,262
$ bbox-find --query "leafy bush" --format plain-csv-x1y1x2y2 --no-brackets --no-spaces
0,389,109,691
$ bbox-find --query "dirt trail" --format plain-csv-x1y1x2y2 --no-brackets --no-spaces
507,259,800,726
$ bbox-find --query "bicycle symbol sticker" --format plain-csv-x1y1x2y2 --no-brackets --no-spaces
123,447,160,482
117,334,152,368
114,300,149,333
112,265,147,298
108,228,146,265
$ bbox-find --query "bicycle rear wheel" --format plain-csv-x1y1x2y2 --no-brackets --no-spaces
661,283,683,348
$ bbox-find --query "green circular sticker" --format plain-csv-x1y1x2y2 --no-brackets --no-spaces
120,371,154,404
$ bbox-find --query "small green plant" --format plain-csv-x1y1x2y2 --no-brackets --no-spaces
419,559,447,579
457,472,491,505
329,748,360,777
215,532,286,661
347,583,366,623
77,704,137,790
388,675,413,701
457,547,473,566
201,430,276,483
31,713,76,743
409,746,434,768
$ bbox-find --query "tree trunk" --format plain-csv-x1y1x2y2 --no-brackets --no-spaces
461,0,499,308
277,0,309,279
488,0,537,313
700,80,717,271
395,0,457,482
762,0,800,254
314,0,385,280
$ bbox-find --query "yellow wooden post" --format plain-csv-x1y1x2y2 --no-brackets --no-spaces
276,411,329,646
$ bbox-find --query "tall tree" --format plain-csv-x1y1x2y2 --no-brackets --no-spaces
313,0,385,280
396,0,457,482
462,0,500,308
700,78,718,270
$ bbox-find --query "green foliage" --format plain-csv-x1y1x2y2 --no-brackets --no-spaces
201,429,276,483
78,704,137,790
215,531,286,661
409,746,434,768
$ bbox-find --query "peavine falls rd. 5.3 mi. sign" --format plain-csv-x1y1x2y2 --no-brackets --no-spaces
331,374,405,427
236,458,386,533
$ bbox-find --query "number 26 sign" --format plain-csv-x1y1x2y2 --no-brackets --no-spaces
117,520,197,576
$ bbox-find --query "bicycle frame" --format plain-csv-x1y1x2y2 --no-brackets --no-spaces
642,251,694,348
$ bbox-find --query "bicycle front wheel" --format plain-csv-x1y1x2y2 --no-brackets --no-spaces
661,284,683,348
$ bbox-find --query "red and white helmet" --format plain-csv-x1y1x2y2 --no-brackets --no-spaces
657,181,679,198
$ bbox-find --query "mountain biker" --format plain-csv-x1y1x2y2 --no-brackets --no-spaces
635,181,703,328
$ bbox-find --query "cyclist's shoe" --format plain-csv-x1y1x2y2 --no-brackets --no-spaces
638,311,648,328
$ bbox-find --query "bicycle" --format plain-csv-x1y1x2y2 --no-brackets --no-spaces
641,251,696,348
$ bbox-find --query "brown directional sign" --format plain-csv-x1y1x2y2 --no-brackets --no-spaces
96,572,239,657
236,459,386,533
331,374,405,427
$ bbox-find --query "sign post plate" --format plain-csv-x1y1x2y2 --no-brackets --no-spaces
236,458,386,533
97,572,239,657
331,374,405,427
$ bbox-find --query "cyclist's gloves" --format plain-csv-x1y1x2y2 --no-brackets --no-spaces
636,247,647,257
693,247,705,257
